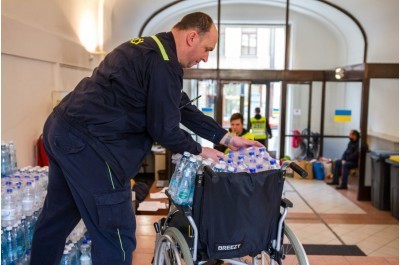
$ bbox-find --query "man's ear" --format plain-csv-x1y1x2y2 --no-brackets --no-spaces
186,31,197,47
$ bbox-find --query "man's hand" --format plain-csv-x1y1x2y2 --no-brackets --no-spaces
199,147,225,162
220,133,265,151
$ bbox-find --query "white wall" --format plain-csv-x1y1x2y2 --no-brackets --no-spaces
2,0,100,167
2,0,398,166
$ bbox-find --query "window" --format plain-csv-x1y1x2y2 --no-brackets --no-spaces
241,28,257,56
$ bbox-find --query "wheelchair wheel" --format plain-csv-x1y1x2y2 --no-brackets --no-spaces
153,227,194,265
264,224,309,265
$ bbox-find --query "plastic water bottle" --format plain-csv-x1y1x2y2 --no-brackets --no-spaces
213,162,225,173
20,249,31,265
5,226,17,264
2,189,16,228
20,215,28,250
80,240,92,265
1,230,9,265
236,161,248,173
1,143,11,177
168,152,191,198
175,157,197,206
13,221,25,260
25,215,35,249
269,159,279,169
22,182,34,216
247,158,257,174
227,166,237,173
8,141,17,173
60,249,71,265
68,241,79,265
23,182,35,249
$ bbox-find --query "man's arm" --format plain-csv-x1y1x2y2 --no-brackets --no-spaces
146,55,202,155
180,91,227,145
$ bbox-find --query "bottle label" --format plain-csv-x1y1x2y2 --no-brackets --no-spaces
22,199,34,212
1,208,15,221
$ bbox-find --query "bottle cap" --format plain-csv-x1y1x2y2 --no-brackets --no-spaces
183,151,191,157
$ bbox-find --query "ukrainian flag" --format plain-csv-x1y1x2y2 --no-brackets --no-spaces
334,109,351,122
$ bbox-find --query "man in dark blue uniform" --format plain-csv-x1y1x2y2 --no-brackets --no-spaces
30,12,262,264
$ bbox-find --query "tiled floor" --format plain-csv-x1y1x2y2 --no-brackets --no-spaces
132,176,399,264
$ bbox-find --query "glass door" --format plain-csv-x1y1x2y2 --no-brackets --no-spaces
221,82,250,129
284,82,323,160
249,82,281,157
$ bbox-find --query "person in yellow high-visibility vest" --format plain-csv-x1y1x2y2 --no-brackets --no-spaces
250,107,272,146
215,113,254,154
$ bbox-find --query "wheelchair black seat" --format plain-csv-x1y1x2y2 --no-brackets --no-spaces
192,169,285,260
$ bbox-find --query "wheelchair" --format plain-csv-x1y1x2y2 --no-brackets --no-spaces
152,162,310,265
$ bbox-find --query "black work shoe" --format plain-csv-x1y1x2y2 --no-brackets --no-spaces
327,182,339,185
336,186,347,190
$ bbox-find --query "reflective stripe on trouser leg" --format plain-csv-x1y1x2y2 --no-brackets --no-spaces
105,161,126,261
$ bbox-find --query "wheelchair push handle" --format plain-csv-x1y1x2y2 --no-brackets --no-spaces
288,162,308,178
203,165,219,183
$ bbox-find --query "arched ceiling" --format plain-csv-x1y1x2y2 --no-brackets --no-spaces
104,0,398,64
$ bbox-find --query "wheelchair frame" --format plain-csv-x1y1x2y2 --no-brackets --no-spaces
153,162,310,265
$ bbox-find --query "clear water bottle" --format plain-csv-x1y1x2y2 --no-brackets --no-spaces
68,241,79,265
1,143,11,177
80,240,92,265
85,235,92,247
247,159,257,174
13,221,25,260
5,226,17,264
168,152,191,198
22,182,34,217
175,157,197,206
2,189,16,228
25,215,35,249
227,166,237,173
269,159,280,169
8,141,17,173
236,161,248,173
20,215,28,250
20,249,31,265
60,249,71,265
1,230,9,265
249,168,257,174
213,162,225,173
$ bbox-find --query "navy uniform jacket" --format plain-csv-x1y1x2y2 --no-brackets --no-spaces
341,139,360,164
54,32,227,184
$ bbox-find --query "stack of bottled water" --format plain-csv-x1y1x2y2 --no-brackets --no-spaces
213,147,280,174
60,220,92,265
168,147,278,206
1,164,50,265
1,140,93,264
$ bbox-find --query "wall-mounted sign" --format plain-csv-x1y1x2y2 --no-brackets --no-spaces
334,109,351,122
202,107,214,117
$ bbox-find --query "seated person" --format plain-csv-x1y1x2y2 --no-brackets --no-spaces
215,113,254,154
327,130,360,189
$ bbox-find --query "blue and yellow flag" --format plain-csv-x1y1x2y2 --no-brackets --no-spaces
334,109,351,122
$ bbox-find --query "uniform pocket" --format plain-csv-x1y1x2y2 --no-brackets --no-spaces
54,132,86,154
94,189,135,230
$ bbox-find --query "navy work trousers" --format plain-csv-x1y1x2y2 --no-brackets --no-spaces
30,112,136,265
332,159,358,188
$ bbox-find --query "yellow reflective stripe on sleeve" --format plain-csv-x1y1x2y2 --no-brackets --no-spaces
151,35,169,61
